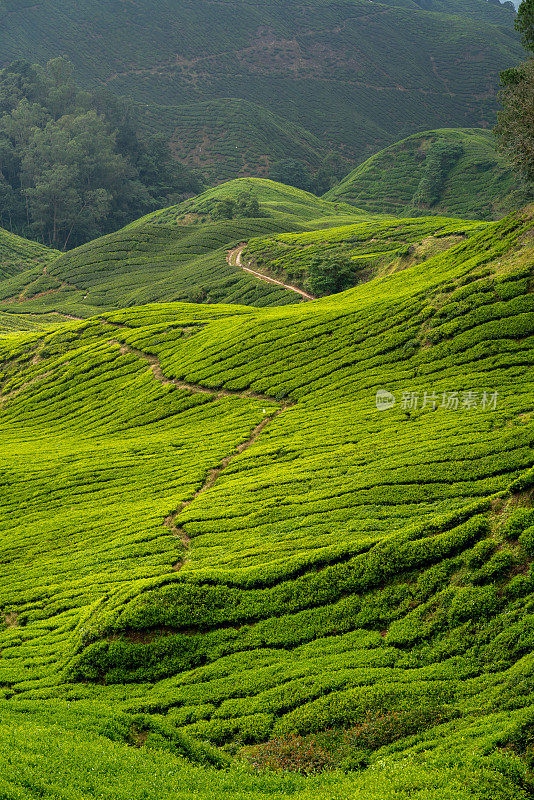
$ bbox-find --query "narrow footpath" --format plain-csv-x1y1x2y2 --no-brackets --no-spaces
113,339,294,571
227,245,316,302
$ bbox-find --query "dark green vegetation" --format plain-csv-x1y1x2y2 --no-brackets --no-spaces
143,99,329,187
0,0,522,179
495,0,534,186
0,59,202,248
326,129,534,220
0,201,533,797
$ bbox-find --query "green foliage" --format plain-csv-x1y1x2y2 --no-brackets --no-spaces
0,204,533,797
307,253,356,296
411,141,464,209
0,0,521,179
0,59,202,248
269,160,314,193
516,0,534,53
211,192,266,221
496,59,534,184
325,129,534,220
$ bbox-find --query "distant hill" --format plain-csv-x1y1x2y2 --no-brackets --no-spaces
138,99,330,185
0,0,523,172
326,129,534,220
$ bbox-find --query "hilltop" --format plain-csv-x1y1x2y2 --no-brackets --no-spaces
0,179,378,319
326,129,534,220
0,204,533,797
0,0,522,171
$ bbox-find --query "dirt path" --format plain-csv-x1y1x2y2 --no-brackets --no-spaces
117,341,287,405
113,339,294,571
227,245,316,302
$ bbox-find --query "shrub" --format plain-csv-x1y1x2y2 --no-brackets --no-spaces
504,508,534,541
519,526,534,558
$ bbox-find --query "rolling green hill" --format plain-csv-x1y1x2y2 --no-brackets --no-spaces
0,0,523,172
325,129,534,220
0,180,375,319
138,178,367,227
0,204,533,797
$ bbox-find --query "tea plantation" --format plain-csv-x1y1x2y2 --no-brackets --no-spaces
325,129,534,221
0,179,376,318
242,215,485,294
138,99,328,185
0,0,522,167
0,203,533,797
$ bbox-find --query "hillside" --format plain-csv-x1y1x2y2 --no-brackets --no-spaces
325,129,534,220
0,180,374,319
139,178,366,227
0,204,533,797
241,215,485,295
0,228,83,331
139,99,329,185
0,0,522,171
0,226,59,280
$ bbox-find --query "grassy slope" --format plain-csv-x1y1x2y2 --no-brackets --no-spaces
139,99,330,184
326,128,534,220
0,180,371,317
0,205,533,797
0,0,522,169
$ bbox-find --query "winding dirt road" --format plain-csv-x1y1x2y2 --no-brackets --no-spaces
113,338,294,571
227,245,316,302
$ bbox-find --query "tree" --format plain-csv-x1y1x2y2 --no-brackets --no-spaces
517,0,534,52
235,191,261,217
307,253,356,296
212,198,235,220
495,1,534,181
0,59,205,247
268,159,314,192
20,113,131,247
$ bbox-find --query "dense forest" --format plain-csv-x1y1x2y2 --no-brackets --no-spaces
0,58,203,248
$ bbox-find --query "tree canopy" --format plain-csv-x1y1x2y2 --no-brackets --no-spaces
307,253,357,296
495,1,534,182
0,59,203,248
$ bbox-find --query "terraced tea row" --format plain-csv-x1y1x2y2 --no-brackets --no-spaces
0,206,533,798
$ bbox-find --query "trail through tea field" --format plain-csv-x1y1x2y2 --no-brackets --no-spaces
227,245,316,301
